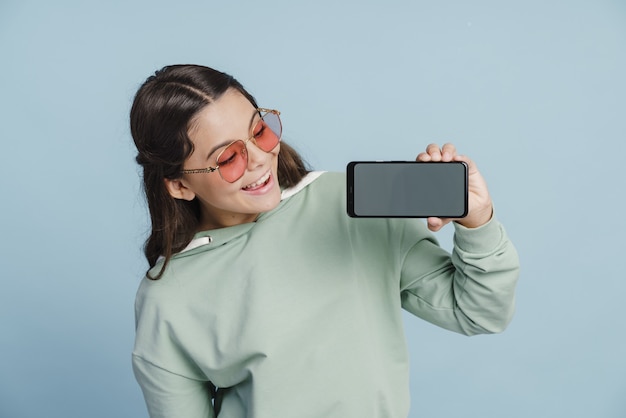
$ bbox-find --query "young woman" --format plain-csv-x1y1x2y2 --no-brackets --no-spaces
130,64,519,418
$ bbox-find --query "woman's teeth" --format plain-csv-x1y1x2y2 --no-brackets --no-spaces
243,172,270,190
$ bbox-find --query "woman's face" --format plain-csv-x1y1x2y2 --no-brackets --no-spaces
169,88,281,230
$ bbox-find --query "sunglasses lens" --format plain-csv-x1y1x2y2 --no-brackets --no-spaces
214,111,281,183
217,140,248,182
253,111,282,152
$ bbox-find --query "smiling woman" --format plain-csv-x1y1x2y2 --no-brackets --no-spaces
164,92,284,230
129,64,519,418
130,65,309,279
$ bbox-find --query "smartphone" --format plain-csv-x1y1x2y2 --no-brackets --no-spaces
347,161,468,218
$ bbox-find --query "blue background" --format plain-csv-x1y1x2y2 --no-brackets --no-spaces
1,1,625,417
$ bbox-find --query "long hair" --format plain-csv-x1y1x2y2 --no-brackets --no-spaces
130,65,309,280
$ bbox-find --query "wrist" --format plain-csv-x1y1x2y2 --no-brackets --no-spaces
456,205,494,229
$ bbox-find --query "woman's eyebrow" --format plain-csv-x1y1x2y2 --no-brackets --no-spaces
205,109,259,160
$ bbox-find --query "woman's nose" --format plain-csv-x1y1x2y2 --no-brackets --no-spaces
245,139,267,169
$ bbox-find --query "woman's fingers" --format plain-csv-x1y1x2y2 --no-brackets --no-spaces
417,143,457,162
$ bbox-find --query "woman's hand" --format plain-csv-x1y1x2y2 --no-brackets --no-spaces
416,143,493,232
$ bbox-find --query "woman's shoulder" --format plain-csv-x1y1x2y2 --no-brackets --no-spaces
280,171,344,199
277,171,346,213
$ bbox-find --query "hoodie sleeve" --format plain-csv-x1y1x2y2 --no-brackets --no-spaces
399,216,520,335
132,354,216,418
132,280,217,418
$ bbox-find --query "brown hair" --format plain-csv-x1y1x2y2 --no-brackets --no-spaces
130,64,309,279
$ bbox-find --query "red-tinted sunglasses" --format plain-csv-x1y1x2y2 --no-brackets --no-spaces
181,108,282,183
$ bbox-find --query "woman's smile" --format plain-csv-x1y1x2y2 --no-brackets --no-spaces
242,169,273,192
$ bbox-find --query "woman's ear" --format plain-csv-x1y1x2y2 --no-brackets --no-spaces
164,178,196,201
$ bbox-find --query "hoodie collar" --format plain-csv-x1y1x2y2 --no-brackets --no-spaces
175,171,325,256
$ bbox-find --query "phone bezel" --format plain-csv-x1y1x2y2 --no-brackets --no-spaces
346,160,469,218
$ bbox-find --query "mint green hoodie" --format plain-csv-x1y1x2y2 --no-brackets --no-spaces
133,171,519,418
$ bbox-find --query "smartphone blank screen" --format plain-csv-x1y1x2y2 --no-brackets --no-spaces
347,161,468,218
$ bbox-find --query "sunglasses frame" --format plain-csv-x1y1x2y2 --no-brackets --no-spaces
180,108,281,182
